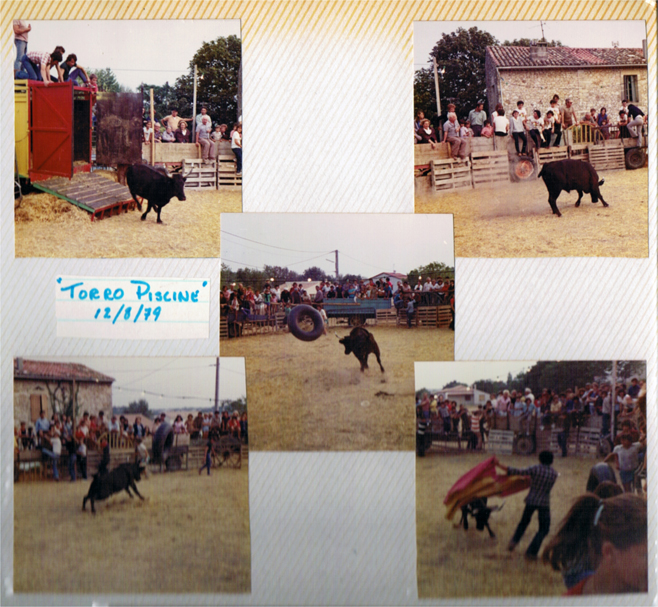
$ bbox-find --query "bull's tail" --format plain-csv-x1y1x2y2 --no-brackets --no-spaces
598,178,605,187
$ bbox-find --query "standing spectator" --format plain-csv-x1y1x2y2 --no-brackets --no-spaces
443,113,467,161
495,451,558,559
211,124,225,143
561,98,578,146
65,430,77,482
161,109,182,132
42,427,62,481
510,109,527,155
195,107,212,129
196,115,216,163
232,123,242,175
173,415,187,434
617,111,630,138
597,108,610,139
542,110,556,148
605,433,644,492
35,409,50,446
198,436,213,476
133,416,146,439
468,101,487,137
406,296,415,328
161,126,175,143
13,20,31,76
548,96,562,146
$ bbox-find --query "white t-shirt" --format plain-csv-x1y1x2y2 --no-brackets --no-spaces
613,442,642,471
493,115,509,133
231,130,241,149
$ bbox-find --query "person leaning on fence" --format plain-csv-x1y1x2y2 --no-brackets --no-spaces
443,113,467,161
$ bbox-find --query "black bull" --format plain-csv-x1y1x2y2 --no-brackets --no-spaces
126,164,187,224
82,462,144,514
338,327,384,373
538,159,608,217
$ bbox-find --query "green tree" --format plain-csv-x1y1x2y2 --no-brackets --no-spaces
302,266,330,281
406,261,454,285
139,81,179,121
127,398,151,418
174,35,242,127
442,380,466,390
90,68,131,93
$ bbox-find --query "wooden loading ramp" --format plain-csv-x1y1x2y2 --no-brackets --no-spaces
32,172,137,220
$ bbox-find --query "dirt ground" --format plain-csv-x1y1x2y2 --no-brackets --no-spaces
14,466,250,594
220,325,453,451
15,172,241,258
417,453,603,599
415,167,648,257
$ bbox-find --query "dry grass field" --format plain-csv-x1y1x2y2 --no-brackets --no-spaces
417,452,600,599
415,167,648,257
15,172,241,258
221,326,453,451
14,467,250,594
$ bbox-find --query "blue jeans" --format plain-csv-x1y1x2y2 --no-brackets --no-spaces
19,55,40,80
42,449,60,479
65,67,88,84
233,147,242,173
15,40,27,73
68,452,77,481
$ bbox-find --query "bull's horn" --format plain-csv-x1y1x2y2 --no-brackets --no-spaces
334,332,340,339
182,166,194,179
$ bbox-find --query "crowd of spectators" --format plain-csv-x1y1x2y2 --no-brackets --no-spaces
15,408,248,481
415,94,647,159
416,377,646,469
221,276,455,335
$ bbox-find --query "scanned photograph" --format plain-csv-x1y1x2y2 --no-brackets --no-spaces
13,357,250,594
414,21,648,257
220,214,455,451
415,360,647,598
12,20,242,258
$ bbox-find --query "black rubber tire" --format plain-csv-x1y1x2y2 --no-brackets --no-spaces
152,422,174,463
287,304,325,342
625,147,646,170
516,435,535,456
165,455,182,471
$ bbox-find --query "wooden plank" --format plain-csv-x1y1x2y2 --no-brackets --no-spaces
487,430,514,455
415,142,451,166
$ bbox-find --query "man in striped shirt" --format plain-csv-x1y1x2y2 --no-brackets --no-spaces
494,450,558,559
18,47,64,85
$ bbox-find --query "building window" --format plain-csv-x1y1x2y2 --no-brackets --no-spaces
465,395,472,401
623,75,639,103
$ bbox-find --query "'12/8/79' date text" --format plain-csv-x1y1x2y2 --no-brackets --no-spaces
94,304,162,324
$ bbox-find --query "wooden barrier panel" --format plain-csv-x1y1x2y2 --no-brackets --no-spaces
536,146,569,166
470,150,510,188
588,141,625,171
430,158,472,192
183,159,217,189
437,306,452,328
142,143,200,164
414,142,451,167
416,306,438,327
217,155,242,187
376,308,398,325
569,143,589,163
470,137,495,153
486,430,514,455
576,427,601,457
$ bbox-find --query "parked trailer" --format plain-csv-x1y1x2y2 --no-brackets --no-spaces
322,298,394,326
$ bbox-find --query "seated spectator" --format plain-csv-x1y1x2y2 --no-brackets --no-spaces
417,118,438,148
197,115,216,163
542,110,555,148
175,121,191,143
493,108,509,139
60,53,89,85
480,120,494,138
443,113,467,160
510,109,527,155
526,110,544,150
87,73,98,94
211,124,226,142
153,122,163,141
229,411,241,439
617,111,630,138
414,110,425,143
109,415,120,433
42,426,62,481
161,126,176,143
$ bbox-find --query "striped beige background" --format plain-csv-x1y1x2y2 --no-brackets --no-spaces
1,0,656,604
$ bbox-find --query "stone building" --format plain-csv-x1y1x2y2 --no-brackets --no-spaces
14,358,114,427
485,44,648,119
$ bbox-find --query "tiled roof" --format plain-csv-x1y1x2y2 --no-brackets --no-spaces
487,46,646,68
14,359,114,383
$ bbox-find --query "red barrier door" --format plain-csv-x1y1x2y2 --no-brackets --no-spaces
29,82,74,181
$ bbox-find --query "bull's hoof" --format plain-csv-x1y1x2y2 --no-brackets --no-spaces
602,202,609,207
140,214,147,221
157,219,163,224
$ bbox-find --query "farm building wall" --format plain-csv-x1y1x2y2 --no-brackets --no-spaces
485,62,648,118
14,379,112,427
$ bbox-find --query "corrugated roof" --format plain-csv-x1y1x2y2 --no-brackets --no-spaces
14,359,115,383
487,46,646,68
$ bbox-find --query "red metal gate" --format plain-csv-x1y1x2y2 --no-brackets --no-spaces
29,82,73,181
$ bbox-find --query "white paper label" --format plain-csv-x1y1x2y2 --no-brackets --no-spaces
56,276,210,339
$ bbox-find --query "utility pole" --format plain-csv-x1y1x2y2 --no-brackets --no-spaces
433,56,442,118
214,357,220,413
335,250,339,280
192,64,198,139
540,21,546,41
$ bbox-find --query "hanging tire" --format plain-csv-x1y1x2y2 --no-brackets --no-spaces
165,454,182,471
287,304,325,342
152,422,174,463
625,148,646,170
516,435,535,455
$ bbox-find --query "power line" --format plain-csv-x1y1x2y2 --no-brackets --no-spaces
221,230,330,254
